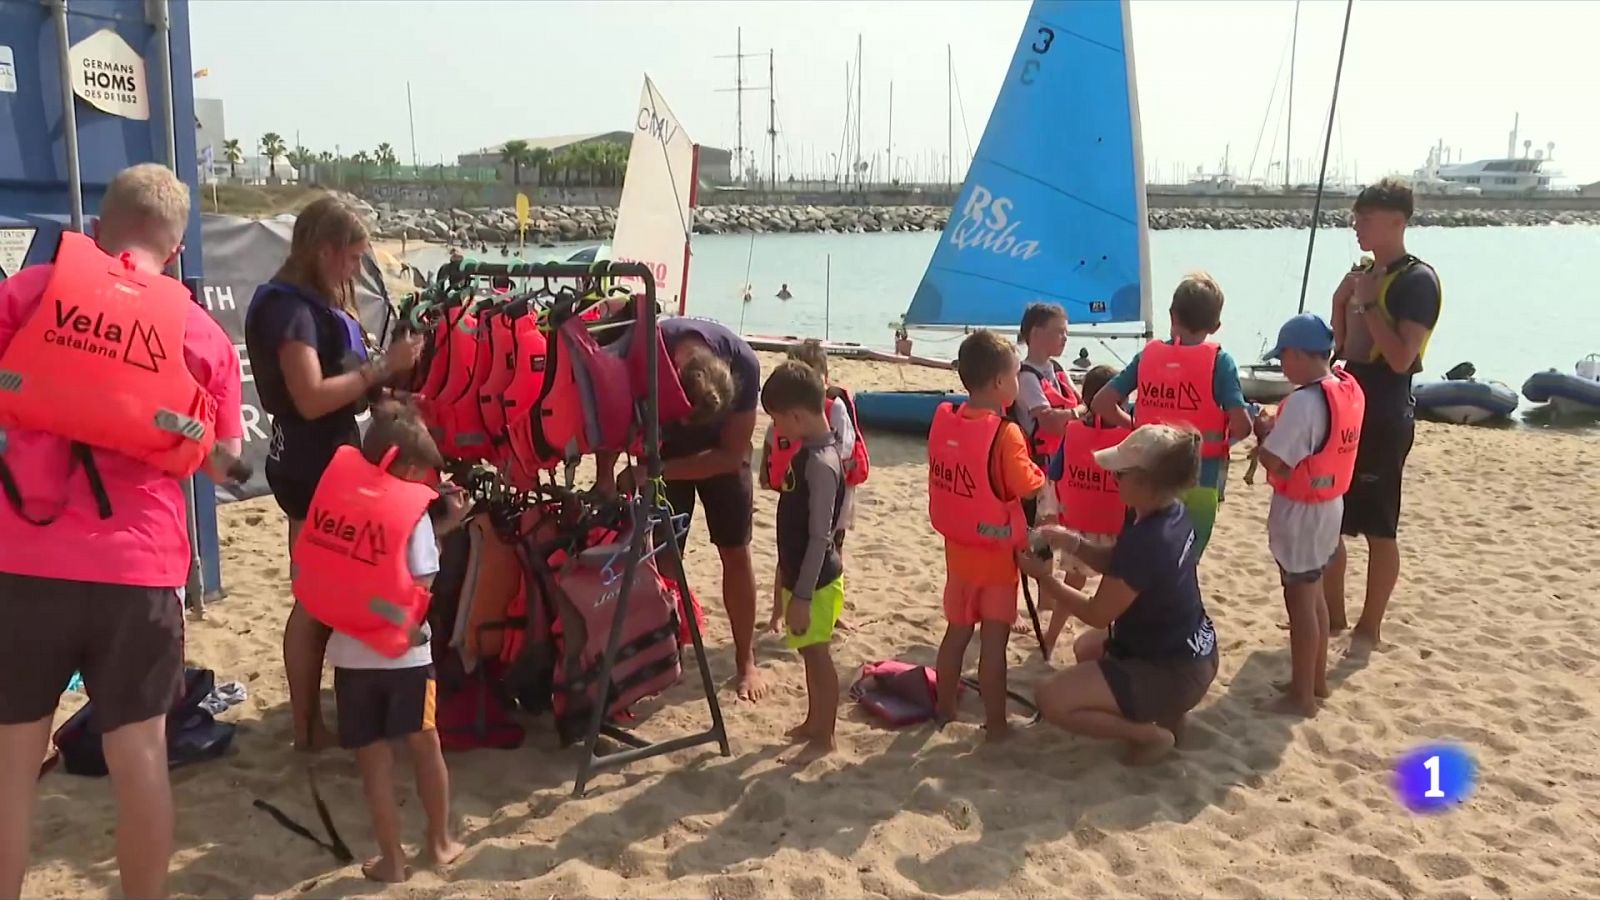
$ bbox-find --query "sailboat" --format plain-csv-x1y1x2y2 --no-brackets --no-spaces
855,0,1154,433
608,76,700,315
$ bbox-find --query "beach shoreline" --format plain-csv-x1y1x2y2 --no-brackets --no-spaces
20,351,1600,898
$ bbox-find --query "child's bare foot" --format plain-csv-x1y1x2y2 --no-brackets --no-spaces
1347,629,1381,655
362,855,410,884
1264,692,1319,718
934,706,958,729
425,838,466,868
1157,714,1188,748
1124,726,1176,765
781,735,836,764
785,719,817,741
834,618,855,633
1010,620,1032,636
983,720,1011,742
1274,679,1331,699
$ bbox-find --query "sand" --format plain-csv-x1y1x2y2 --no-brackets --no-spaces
23,352,1600,898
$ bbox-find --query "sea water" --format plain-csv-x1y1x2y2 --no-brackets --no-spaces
404,225,1600,403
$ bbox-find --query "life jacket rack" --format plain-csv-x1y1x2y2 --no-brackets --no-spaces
411,259,729,797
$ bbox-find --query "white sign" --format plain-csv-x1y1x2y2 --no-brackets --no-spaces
69,29,148,121
0,228,38,279
0,46,16,94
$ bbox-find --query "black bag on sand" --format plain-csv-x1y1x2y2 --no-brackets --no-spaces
48,667,236,777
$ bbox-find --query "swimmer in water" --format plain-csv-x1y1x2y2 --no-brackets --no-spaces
1072,347,1092,369
777,283,793,301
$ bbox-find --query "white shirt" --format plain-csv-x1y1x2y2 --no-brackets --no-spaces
1263,380,1344,575
326,514,442,670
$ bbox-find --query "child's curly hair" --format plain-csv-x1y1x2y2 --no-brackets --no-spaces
678,350,736,426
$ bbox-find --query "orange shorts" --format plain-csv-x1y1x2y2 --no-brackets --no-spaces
942,572,1019,627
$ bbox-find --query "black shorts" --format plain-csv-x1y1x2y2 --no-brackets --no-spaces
661,465,754,549
0,573,185,731
265,465,318,521
1341,415,1415,540
334,665,436,750
1099,650,1218,725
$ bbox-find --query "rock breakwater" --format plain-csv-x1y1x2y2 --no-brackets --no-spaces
363,201,1600,246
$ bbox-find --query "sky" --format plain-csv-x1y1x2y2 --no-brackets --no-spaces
190,0,1600,185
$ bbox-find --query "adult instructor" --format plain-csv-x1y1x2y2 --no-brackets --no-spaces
245,196,422,750
598,317,766,700
1329,178,1440,649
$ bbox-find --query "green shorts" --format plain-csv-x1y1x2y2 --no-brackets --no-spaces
782,576,844,650
1181,485,1220,561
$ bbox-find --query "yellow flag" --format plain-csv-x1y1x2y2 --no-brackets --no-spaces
515,192,530,227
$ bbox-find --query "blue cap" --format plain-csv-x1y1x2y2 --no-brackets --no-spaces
1265,313,1335,359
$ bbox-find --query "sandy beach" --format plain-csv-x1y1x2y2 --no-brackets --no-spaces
22,351,1600,899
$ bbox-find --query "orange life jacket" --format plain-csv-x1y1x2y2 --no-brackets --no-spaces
1133,339,1229,458
498,317,550,486
291,445,437,659
0,233,217,522
927,403,1028,549
421,306,492,462
475,311,519,452
1268,368,1366,503
762,388,871,491
1018,360,1081,462
1054,418,1131,535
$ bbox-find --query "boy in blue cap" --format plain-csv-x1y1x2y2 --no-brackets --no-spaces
1254,313,1365,717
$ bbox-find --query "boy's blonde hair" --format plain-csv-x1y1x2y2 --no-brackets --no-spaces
787,338,829,380
1170,271,1225,333
98,163,190,256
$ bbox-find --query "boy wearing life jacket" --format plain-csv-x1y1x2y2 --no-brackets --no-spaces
760,361,847,757
1089,273,1252,559
760,340,868,633
1043,364,1126,656
931,331,1046,739
1254,314,1365,717
293,403,467,882
0,164,244,900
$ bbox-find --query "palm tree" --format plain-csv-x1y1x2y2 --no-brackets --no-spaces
259,132,287,181
528,146,552,186
500,139,532,186
317,150,334,163
376,143,399,179
286,146,314,181
548,148,576,186
350,150,372,181
600,142,630,185
221,138,243,180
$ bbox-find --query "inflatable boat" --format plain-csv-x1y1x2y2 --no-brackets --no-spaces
1413,379,1518,425
853,391,967,436
1522,360,1600,416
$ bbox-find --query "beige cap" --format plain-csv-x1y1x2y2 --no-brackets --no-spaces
1092,424,1195,473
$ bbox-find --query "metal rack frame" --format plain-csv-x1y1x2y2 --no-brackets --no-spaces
449,259,731,796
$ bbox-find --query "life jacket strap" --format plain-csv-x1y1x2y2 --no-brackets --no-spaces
0,441,112,525
153,409,208,442
0,370,21,392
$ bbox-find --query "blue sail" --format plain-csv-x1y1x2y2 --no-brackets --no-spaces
905,0,1151,333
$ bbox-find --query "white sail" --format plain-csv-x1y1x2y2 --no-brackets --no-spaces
611,76,698,314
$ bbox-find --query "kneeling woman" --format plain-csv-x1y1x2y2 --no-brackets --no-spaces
1018,424,1219,765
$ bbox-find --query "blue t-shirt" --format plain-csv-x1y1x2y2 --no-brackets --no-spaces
1104,502,1217,661
1107,342,1245,490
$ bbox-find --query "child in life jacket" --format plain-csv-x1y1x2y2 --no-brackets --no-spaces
1012,302,1083,524
1042,364,1125,655
931,331,1047,739
760,340,868,633
299,402,468,882
1253,314,1365,717
760,361,848,756
1089,273,1252,560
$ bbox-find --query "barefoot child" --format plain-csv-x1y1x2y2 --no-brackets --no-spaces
295,403,466,882
1255,313,1365,716
1090,273,1252,559
930,331,1046,737
761,340,867,633
760,361,848,753
1043,365,1126,655
1023,425,1219,765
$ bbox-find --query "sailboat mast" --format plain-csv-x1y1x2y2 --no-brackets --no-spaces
768,49,777,191
887,80,894,184
946,44,953,190
855,34,863,192
1285,1,1299,191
